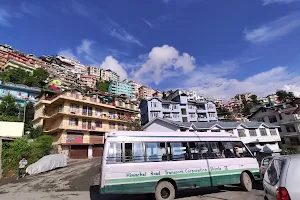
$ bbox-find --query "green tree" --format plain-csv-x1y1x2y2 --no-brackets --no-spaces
162,91,167,100
251,94,259,105
0,94,19,116
27,125,44,139
276,90,295,103
242,102,252,116
96,80,110,92
126,118,143,131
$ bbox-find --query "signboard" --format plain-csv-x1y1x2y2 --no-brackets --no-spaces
66,134,83,144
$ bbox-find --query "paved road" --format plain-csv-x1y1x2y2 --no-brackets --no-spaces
0,158,265,200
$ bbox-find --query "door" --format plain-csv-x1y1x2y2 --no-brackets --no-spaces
93,144,104,157
70,145,88,159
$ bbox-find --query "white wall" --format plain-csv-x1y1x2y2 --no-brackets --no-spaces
0,122,24,138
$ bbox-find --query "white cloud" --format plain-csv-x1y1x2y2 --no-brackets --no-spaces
57,49,78,60
110,28,143,47
20,2,44,17
183,64,300,102
133,45,195,85
0,8,11,27
77,39,94,55
244,12,300,43
100,56,128,81
263,0,299,5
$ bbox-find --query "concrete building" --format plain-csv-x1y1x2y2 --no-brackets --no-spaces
0,80,41,106
33,89,139,159
56,55,87,75
249,102,300,148
0,44,13,53
206,98,224,107
3,59,36,73
79,75,96,89
88,66,101,79
144,118,282,158
128,80,142,97
108,81,134,98
100,69,120,82
172,90,205,101
138,86,156,99
139,93,218,125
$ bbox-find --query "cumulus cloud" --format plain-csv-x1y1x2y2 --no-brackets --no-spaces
77,39,94,55
183,64,300,102
263,0,299,5
57,49,78,60
133,45,195,85
100,56,128,81
244,12,300,43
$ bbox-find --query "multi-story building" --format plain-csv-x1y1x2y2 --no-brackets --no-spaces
88,66,101,79
0,44,13,53
153,90,163,98
249,101,300,148
79,75,96,89
139,93,218,125
3,59,36,73
128,80,142,97
100,69,120,82
138,86,156,99
0,50,38,71
172,90,205,101
33,89,139,159
108,81,134,98
206,97,224,107
144,118,282,159
56,55,87,75
0,80,41,106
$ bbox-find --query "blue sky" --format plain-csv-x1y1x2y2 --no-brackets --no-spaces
1,0,300,101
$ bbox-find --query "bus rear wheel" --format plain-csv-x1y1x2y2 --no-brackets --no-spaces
155,181,175,200
240,172,253,192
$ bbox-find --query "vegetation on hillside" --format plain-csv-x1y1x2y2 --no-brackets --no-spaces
0,67,49,88
276,90,295,103
96,80,110,92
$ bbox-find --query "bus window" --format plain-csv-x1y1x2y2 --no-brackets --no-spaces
232,141,253,158
168,142,189,161
206,142,225,159
107,143,122,164
221,141,235,158
124,143,145,163
189,142,199,160
145,143,167,162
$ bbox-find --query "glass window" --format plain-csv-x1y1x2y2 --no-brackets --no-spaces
69,118,78,126
82,106,87,115
269,116,277,123
88,107,93,116
265,159,284,186
270,129,277,136
225,129,233,134
189,142,209,160
290,137,300,145
237,129,246,137
232,141,253,158
107,143,122,164
95,121,102,128
260,128,268,136
206,142,225,159
249,129,257,136
168,142,189,161
145,142,167,162
221,141,235,158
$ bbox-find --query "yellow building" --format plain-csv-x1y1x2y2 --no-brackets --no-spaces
33,89,139,159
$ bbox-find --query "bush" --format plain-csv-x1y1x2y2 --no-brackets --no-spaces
0,116,20,122
2,135,53,177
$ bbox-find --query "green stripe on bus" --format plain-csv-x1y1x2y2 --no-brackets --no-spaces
105,168,258,185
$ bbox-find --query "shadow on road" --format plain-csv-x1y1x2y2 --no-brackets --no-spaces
89,185,225,200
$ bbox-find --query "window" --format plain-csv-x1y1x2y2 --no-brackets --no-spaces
231,141,253,158
95,121,102,128
151,112,159,118
173,105,178,109
162,104,170,109
69,118,78,126
290,137,300,145
259,128,268,136
237,129,246,137
208,112,215,117
107,143,122,164
269,116,277,123
225,129,233,134
167,142,189,161
206,142,224,159
265,159,284,186
198,113,207,118
124,143,146,163
278,127,282,132
270,129,277,136
189,113,196,118
188,105,194,109
257,117,265,122
281,138,286,144
196,105,205,110
262,108,267,112
181,109,187,115
96,108,102,117
87,120,92,129
173,113,179,118
87,107,93,116
285,124,296,133
82,106,87,115
279,114,282,120
109,122,115,129
151,102,158,107
70,104,79,113
249,129,257,137
145,142,168,162
211,129,220,132
82,119,87,129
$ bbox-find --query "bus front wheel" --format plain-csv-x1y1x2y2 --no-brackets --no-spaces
240,172,253,192
155,181,175,200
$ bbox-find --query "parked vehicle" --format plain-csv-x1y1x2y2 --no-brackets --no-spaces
263,154,300,200
26,154,67,175
260,156,274,176
100,131,261,200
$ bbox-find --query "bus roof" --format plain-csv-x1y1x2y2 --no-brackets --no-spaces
105,131,241,142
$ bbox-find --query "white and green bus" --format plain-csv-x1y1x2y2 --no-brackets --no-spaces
100,131,261,200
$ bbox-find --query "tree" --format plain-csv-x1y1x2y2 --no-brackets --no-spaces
0,94,19,116
242,102,252,116
251,94,259,105
162,91,167,100
276,90,295,103
126,118,143,131
96,80,110,92
217,107,235,121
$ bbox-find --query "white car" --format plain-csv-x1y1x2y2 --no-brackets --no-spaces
263,154,300,200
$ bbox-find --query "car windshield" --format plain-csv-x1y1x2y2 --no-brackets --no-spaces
265,158,286,186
